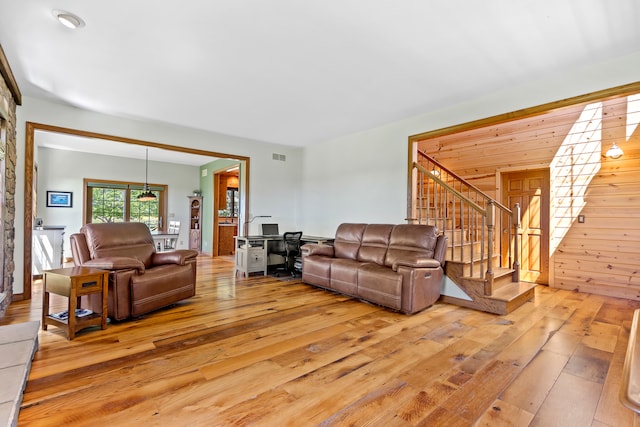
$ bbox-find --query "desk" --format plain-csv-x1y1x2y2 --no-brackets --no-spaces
234,235,334,277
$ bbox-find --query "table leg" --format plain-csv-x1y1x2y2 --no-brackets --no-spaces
42,290,49,331
101,272,108,330
68,285,77,340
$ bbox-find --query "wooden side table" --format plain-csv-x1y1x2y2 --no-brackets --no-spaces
42,267,109,340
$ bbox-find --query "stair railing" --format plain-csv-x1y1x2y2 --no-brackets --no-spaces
411,151,520,292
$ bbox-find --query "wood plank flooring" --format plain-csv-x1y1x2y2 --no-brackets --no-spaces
2,255,639,426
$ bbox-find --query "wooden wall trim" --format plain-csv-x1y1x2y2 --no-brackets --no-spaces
408,81,640,143
23,123,34,300
0,44,21,105
28,122,248,160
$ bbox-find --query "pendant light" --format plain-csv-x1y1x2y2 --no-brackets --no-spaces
138,149,157,201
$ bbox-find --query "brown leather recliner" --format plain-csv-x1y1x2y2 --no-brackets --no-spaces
70,222,198,321
302,223,448,314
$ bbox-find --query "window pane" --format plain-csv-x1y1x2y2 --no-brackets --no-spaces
87,184,164,229
219,188,239,218
232,189,239,217
130,189,160,230
91,188,126,223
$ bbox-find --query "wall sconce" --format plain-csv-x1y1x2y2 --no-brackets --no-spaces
605,142,624,159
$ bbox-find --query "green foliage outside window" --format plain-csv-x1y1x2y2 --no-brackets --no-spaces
90,186,160,230
91,187,125,223
218,188,239,218
131,189,160,230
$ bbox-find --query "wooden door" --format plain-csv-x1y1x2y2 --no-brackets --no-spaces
502,169,550,284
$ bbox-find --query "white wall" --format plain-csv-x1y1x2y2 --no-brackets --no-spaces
15,97,304,294
14,51,640,295
36,147,199,255
299,51,640,236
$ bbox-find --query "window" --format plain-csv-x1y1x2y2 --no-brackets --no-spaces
85,180,167,231
219,187,239,218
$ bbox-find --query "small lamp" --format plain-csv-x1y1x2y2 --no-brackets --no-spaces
243,215,271,236
605,142,624,159
244,215,272,226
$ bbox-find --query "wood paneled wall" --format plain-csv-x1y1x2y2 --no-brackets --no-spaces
415,95,640,300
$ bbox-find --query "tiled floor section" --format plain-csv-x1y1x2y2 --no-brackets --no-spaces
0,321,39,427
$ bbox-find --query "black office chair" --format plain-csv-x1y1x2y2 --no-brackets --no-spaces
274,231,303,276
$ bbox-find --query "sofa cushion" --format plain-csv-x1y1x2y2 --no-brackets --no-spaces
357,263,402,310
384,224,439,269
82,222,156,268
130,264,195,317
333,223,366,260
357,224,393,265
302,255,332,289
330,258,362,296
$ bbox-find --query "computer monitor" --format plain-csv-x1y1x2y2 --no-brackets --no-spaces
261,223,279,236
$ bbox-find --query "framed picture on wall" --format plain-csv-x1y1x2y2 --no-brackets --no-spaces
46,191,73,208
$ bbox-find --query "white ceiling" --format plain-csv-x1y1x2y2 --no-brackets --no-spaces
1,1,640,148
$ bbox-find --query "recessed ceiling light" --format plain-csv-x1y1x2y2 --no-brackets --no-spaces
52,10,85,29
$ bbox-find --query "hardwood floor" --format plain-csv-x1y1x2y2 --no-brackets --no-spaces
2,255,639,426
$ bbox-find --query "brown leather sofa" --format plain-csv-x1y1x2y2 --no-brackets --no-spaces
301,223,448,314
70,222,198,321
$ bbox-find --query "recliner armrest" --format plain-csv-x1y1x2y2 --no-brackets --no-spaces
81,256,145,273
152,249,198,266
392,255,441,271
301,243,335,258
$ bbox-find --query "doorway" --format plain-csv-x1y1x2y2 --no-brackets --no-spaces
23,122,251,299
213,167,240,256
501,169,550,284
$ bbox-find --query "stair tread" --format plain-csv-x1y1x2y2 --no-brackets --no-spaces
457,267,513,281
446,240,484,248
446,255,498,264
486,281,537,302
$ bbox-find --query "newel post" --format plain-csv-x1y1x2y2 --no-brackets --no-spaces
512,203,521,282
484,201,495,295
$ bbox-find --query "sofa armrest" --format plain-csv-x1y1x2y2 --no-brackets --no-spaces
81,256,145,273
152,249,198,266
392,255,441,271
433,234,448,266
301,243,335,258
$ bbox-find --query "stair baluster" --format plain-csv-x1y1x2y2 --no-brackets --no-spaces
411,152,535,314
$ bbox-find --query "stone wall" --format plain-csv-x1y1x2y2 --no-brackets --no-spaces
0,68,17,319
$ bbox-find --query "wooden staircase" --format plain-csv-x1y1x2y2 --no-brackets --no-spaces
411,152,536,315
442,260,536,315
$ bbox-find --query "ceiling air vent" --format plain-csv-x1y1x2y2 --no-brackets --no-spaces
272,153,286,161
